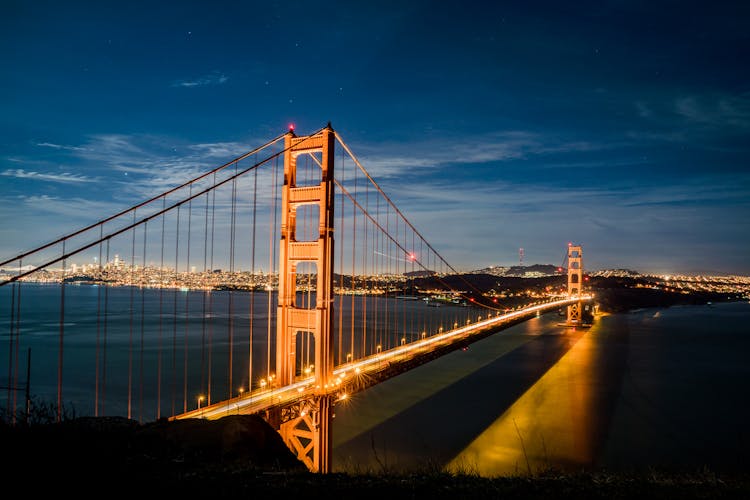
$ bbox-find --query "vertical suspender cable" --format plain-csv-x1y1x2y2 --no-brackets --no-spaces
228,162,238,399
350,161,356,359
249,163,257,391
14,269,21,419
140,222,147,422
411,229,415,341
266,161,273,380
375,196,380,351
128,210,136,419
201,191,209,398
57,241,66,422
267,156,278,380
6,262,19,420
184,185,193,413
272,156,279,378
95,227,103,416
337,149,344,366
102,240,109,415
362,181,368,357
6,281,16,418
395,209,400,346
172,205,180,416
402,217,406,342
385,204,389,349
208,176,216,405
157,197,166,419
374,195,378,349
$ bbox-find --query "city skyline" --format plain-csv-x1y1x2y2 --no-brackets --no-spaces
2,2,749,275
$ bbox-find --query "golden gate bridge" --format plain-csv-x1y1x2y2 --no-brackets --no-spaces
0,124,591,472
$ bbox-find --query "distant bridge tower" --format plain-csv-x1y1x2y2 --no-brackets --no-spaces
274,124,336,473
566,244,583,324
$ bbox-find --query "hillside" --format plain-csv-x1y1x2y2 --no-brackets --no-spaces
3,413,747,497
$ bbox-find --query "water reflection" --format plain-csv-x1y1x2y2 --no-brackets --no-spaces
335,304,750,474
332,316,592,471
448,316,626,475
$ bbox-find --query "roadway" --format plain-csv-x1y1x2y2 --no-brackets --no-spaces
174,296,591,421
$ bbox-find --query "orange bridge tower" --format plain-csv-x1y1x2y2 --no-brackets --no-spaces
275,124,336,472
566,244,584,325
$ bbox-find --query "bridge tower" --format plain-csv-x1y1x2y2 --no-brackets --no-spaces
275,124,335,473
566,244,584,325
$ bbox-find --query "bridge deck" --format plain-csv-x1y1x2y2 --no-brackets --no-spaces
174,296,590,421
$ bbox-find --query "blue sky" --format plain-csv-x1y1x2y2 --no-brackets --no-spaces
1,1,749,275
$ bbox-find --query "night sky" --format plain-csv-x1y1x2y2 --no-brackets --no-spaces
2,1,749,274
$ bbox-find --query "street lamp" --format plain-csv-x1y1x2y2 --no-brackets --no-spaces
346,353,352,363
238,387,244,398
376,344,381,354
401,337,406,345
197,395,204,410
260,378,267,390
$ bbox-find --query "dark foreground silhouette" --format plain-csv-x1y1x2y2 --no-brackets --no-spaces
3,414,748,498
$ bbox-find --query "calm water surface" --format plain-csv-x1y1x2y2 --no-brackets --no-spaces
0,283,479,419
332,302,750,474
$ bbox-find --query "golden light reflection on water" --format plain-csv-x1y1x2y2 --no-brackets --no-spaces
448,324,601,476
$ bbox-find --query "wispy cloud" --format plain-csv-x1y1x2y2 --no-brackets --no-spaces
77,133,156,175
16,194,124,218
71,133,276,205
171,72,229,88
635,101,653,118
188,142,251,158
674,92,750,129
455,131,597,163
36,142,89,152
1,168,96,184
625,92,750,149
352,130,601,179
351,155,434,178
624,130,688,143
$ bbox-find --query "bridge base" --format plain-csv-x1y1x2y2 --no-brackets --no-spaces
558,300,595,328
269,395,333,473
557,322,592,328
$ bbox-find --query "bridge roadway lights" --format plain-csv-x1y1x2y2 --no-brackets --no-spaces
174,297,589,470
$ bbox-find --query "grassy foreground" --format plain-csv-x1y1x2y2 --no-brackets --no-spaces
175,470,748,499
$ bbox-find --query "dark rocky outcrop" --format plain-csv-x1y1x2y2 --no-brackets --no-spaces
2,414,305,489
